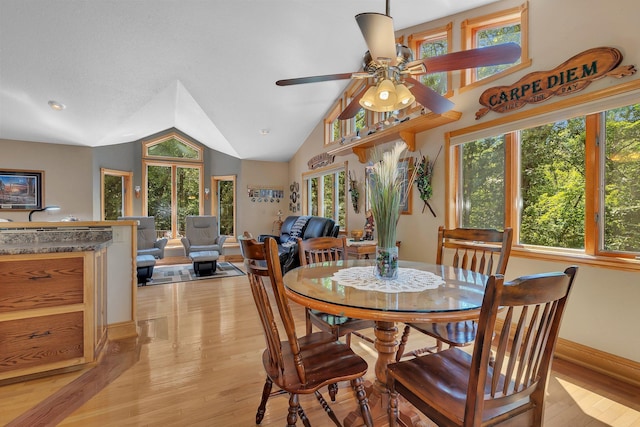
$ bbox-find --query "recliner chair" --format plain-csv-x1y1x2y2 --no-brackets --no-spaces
118,216,168,259
181,215,227,256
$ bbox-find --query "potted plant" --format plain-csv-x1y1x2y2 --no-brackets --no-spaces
367,141,415,279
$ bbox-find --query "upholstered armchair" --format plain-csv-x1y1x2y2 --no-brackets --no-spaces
118,216,168,259
181,215,227,256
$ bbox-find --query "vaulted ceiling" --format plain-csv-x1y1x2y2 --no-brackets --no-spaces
0,0,499,161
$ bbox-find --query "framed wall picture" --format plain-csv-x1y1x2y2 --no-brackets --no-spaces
0,169,43,210
398,157,414,215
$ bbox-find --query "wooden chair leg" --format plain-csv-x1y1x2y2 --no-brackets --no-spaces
328,383,338,401
345,332,352,347
351,377,374,427
256,377,272,424
298,406,311,427
287,393,300,427
388,377,399,427
314,391,341,427
305,309,312,336
396,324,411,362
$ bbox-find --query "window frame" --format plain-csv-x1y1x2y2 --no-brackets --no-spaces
459,2,532,93
212,175,237,243
408,22,453,99
100,168,133,220
141,131,205,239
302,162,348,230
445,79,640,270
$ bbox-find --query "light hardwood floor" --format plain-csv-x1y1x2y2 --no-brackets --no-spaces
1,269,639,426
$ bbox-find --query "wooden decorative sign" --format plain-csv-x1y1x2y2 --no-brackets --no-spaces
307,152,334,170
476,47,636,119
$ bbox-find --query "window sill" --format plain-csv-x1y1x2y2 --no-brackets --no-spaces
512,246,640,272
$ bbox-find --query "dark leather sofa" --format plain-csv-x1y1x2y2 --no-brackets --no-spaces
258,215,338,274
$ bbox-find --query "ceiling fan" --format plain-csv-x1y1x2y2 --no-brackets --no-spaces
276,5,521,120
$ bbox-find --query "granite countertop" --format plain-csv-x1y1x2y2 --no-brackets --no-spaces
0,239,112,255
0,227,113,255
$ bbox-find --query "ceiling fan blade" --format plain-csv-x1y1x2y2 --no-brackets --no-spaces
405,77,454,114
419,42,522,74
355,13,397,65
276,72,354,86
338,84,371,120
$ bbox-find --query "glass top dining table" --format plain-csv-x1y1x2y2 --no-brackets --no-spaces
283,259,490,427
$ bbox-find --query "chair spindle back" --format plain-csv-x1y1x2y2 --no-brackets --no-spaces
298,236,347,266
436,226,513,276
466,266,578,425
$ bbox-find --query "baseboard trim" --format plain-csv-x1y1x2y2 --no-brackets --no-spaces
495,318,640,388
107,321,138,341
554,338,640,388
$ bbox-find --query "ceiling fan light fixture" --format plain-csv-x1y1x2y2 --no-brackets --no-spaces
376,79,396,104
359,86,378,109
395,83,415,106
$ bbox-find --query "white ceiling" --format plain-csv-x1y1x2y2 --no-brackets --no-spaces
0,0,499,162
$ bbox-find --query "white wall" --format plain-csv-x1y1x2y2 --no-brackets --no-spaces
289,0,640,362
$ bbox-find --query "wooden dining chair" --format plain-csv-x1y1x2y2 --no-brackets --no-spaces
396,226,513,361
388,266,578,427
298,236,375,348
241,236,374,427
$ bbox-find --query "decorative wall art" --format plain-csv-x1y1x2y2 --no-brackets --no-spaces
289,181,300,212
0,169,43,210
398,157,414,215
414,147,441,217
247,186,283,204
348,171,360,213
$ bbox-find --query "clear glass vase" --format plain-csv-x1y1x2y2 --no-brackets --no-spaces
375,245,399,279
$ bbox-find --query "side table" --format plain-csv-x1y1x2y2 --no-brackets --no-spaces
345,239,377,259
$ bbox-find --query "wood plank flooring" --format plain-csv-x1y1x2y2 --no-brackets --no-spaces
1,268,639,426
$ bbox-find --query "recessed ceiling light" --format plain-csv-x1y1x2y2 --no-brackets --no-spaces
259,129,270,135
48,100,66,111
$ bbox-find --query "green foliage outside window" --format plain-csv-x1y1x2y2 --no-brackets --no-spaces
219,180,235,236
147,165,172,236
176,167,200,236
338,171,346,228
419,38,448,95
475,24,521,80
147,137,199,159
461,136,505,229
604,104,640,252
311,178,318,216
354,109,366,135
520,118,586,249
103,175,123,220
323,175,334,219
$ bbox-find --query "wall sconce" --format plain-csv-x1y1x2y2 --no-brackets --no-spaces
134,186,141,198
204,187,210,200
28,205,61,222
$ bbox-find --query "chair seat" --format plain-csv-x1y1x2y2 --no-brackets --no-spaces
388,347,532,426
263,332,369,395
408,320,477,347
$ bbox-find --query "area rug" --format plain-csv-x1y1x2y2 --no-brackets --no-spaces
147,262,244,285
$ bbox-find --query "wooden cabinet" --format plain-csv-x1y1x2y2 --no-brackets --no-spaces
0,250,107,382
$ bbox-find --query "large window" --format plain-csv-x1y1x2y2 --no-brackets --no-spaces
452,101,640,259
303,164,347,229
142,132,204,239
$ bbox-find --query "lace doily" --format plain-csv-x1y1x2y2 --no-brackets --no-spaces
331,266,445,293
